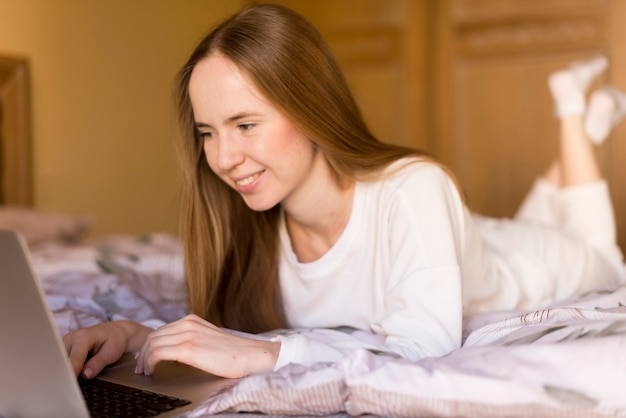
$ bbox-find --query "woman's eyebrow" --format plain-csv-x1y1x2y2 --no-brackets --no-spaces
195,122,212,130
195,112,263,130
226,112,262,123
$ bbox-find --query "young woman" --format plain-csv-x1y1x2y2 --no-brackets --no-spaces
63,4,626,380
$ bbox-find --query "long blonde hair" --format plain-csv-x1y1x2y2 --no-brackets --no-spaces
175,4,445,333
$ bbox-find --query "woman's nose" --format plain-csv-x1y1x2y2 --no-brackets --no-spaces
215,135,245,171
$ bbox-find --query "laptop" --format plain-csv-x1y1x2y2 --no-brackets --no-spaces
0,229,233,417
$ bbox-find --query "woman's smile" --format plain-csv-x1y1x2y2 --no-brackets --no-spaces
233,170,264,191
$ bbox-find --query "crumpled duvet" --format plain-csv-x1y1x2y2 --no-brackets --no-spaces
186,284,626,418
32,233,187,336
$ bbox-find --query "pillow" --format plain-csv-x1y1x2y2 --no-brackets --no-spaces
0,205,92,245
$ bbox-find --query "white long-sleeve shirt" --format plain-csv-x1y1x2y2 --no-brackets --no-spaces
274,159,623,369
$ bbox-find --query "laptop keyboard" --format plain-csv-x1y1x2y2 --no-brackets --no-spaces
79,378,191,418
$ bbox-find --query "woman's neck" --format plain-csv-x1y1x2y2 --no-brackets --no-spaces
282,157,355,263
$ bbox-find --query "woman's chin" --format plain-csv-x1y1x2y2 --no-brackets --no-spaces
241,197,278,212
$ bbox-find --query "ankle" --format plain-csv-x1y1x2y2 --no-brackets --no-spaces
584,86,626,144
549,71,586,118
548,56,608,120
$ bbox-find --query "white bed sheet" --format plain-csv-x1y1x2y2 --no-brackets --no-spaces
33,235,626,417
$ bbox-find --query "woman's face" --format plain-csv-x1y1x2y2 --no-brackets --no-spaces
189,54,319,212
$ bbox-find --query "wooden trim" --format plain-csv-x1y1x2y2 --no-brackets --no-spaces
0,55,32,205
607,0,626,251
431,0,454,164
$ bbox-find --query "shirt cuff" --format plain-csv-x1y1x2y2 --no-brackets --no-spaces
271,333,345,370
140,318,166,330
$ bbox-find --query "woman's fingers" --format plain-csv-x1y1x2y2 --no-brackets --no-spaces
64,329,96,377
134,314,280,378
135,315,214,375
62,320,151,379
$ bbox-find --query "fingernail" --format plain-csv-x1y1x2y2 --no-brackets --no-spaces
83,368,93,379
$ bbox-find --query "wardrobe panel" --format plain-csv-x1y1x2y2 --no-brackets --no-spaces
438,0,615,223
257,0,430,150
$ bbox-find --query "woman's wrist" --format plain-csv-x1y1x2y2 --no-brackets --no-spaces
246,338,281,375
114,320,152,353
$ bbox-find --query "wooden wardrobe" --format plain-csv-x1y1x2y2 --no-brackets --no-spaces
433,0,626,253
267,0,626,251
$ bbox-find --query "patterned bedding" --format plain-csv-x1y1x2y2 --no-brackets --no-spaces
31,233,187,336
30,233,626,417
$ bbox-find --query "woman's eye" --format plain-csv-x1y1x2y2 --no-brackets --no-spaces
239,123,256,131
200,131,214,140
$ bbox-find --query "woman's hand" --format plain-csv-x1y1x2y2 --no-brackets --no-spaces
63,320,152,379
134,314,280,379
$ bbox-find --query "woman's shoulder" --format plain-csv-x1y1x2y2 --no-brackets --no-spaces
381,157,453,187
355,157,456,207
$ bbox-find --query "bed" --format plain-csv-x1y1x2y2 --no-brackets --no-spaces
9,217,626,418
3,62,626,418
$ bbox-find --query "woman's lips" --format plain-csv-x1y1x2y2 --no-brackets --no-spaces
233,170,264,192
236,173,260,187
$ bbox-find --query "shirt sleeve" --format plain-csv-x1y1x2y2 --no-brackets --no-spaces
373,163,466,360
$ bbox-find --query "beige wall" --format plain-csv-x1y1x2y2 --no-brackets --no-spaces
0,0,427,238
0,0,243,236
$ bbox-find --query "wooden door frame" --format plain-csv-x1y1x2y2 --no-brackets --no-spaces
0,54,32,205
607,0,626,251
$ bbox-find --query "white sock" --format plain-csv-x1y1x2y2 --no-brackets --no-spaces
548,56,608,118
585,86,626,144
